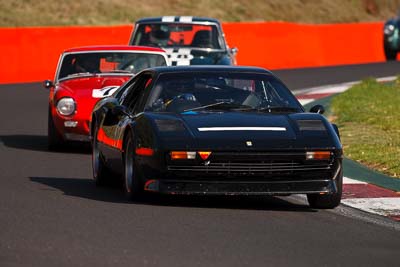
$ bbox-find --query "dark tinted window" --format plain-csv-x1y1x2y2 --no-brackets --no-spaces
122,74,153,113
145,72,302,113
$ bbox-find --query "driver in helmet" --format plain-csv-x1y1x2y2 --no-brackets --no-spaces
74,54,100,74
149,25,171,47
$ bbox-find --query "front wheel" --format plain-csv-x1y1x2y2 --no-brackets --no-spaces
92,126,110,186
123,134,143,200
48,110,64,150
384,44,397,61
307,170,343,209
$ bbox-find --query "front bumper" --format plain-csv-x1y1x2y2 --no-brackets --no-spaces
140,150,342,195
53,114,91,142
64,132,91,142
144,178,338,196
143,160,342,195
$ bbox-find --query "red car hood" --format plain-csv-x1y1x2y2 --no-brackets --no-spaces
54,75,130,118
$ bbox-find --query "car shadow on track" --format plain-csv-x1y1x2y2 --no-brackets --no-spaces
30,176,127,203
29,176,316,212
0,134,91,154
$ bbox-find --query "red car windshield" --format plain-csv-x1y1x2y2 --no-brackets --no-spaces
57,52,167,80
132,23,223,49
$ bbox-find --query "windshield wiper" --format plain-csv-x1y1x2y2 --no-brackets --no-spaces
190,47,225,52
106,70,133,73
256,106,299,113
184,102,253,112
64,72,96,78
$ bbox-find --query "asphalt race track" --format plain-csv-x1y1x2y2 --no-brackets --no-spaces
275,61,400,90
1,62,400,267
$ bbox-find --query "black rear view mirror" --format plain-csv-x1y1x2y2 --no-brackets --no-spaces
310,104,325,114
43,80,54,89
230,47,238,55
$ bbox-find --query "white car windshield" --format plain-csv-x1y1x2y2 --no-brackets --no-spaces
132,23,223,49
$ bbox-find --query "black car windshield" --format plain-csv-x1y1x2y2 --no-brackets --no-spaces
132,23,223,49
145,72,303,113
57,52,167,80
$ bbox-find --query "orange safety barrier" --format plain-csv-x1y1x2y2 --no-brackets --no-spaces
223,22,385,69
0,22,386,84
0,25,132,84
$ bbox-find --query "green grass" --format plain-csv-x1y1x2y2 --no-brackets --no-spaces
331,78,400,178
2,0,400,26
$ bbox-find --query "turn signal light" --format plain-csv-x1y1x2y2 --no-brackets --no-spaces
306,151,331,160
135,147,154,156
198,151,212,160
171,151,196,160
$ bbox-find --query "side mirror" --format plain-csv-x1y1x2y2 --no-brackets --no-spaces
310,104,325,114
230,47,238,55
111,105,129,117
43,80,54,89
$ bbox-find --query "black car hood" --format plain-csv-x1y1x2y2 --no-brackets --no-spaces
148,112,338,150
180,112,296,149
163,48,227,65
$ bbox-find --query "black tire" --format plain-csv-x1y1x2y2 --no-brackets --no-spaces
123,134,143,200
384,44,397,61
90,116,97,148
48,110,64,150
92,126,110,186
307,170,343,209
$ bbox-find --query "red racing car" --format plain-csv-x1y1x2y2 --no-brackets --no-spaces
44,45,169,150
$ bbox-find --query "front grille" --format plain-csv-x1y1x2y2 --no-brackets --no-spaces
166,151,335,180
168,162,332,173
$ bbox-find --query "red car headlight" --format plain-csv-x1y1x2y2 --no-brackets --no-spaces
56,97,76,116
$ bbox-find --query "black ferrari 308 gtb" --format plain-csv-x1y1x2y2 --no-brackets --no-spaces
90,66,343,208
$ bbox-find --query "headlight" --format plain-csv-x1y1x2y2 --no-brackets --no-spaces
384,24,395,35
56,97,76,116
155,119,185,132
296,120,326,131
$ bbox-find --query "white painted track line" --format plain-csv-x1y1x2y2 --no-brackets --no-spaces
342,198,400,217
343,177,367,184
